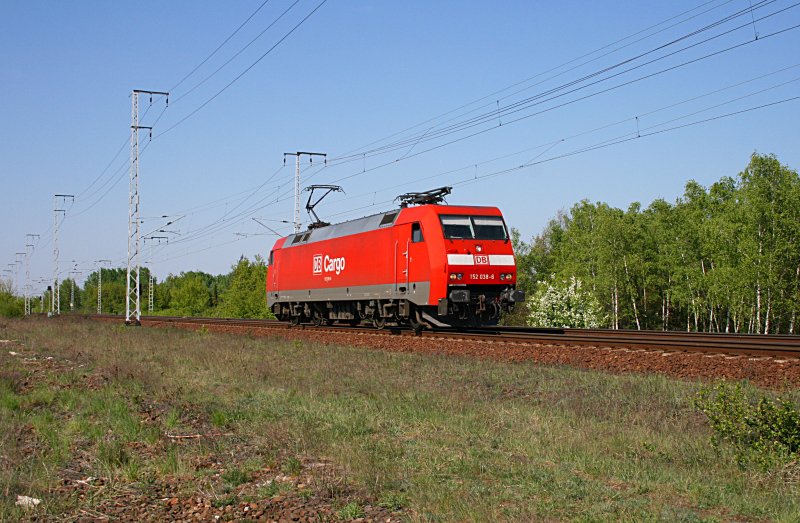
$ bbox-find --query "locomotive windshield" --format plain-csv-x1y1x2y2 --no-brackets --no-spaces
440,215,508,240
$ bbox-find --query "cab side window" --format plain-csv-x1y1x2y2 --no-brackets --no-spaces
411,223,424,243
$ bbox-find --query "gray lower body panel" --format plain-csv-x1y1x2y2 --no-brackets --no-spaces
268,281,431,307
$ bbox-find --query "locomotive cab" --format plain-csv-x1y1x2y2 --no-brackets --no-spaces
419,209,524,327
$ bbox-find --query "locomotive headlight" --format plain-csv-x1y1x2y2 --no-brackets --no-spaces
457,273,463,280
500,273,513,280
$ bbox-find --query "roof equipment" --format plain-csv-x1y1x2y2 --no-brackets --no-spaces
396,186,452,207
304,184,344,229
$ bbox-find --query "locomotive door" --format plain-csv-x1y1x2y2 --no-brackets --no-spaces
268,250,278,302
405,222,430,301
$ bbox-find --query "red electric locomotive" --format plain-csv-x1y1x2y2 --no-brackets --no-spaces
266,187,525,329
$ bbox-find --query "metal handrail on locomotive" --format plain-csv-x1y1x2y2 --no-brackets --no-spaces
266,187,525,329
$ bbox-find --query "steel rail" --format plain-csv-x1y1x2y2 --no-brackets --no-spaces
85,314,800,359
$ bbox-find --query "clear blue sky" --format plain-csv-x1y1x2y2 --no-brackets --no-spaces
2,0,799,292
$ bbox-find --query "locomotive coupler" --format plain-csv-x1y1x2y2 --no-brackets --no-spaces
448,289,470,303
500,288,525,304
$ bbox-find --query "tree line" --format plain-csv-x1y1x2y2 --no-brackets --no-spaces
511,153,800,333
0,256,271,319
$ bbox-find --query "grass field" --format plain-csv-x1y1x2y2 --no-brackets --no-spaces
1,317,798,522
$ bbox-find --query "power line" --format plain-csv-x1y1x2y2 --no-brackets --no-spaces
155,165,287,248
171,0,303,104
292,83,800,225
331,0,789,163
11,0,752,269
157,0,329,138
169,0,275,92
320,95,800,224
148,88,798,266
58,1,300,220
297,2,792,188
76,0,731,229
75,137,128,199
315,16,800,189
161,89,800,263
60,0,759,230
328,0,739,162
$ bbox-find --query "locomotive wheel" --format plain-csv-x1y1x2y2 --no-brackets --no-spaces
407,307,425,333
373,316,386,329
311,311,325,327
291,314,302,326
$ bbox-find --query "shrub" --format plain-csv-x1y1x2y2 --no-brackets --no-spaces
0,285,23,318
694,382,800,469
98,439,130,468
281,456,302,475
221,468,250,487
337,501,365,520
527,276,605,328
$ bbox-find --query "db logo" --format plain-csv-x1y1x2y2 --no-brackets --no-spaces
474,255,489,265
313,254,346,275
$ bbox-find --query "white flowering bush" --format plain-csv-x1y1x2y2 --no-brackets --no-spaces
527,276,605,328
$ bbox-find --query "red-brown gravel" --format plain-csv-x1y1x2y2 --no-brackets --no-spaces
141,320,800,390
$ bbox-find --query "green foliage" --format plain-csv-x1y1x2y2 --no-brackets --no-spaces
210,409,229,427
217,256,272,319
259,480,281,497
98,438,130,468
510,228,534,296
71,254,273,318
514,153,800,333
694,382,800,469
378,491,408,510
221,468,250,488
60,152,800,332
163,408,180,430
167,272,211,315
337,501,365,520
281,456,302,475
0,280,24,318
211,496,237,508
79,267,130,314
527,276,605,328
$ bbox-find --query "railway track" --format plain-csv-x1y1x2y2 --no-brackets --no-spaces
88,314,800,360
